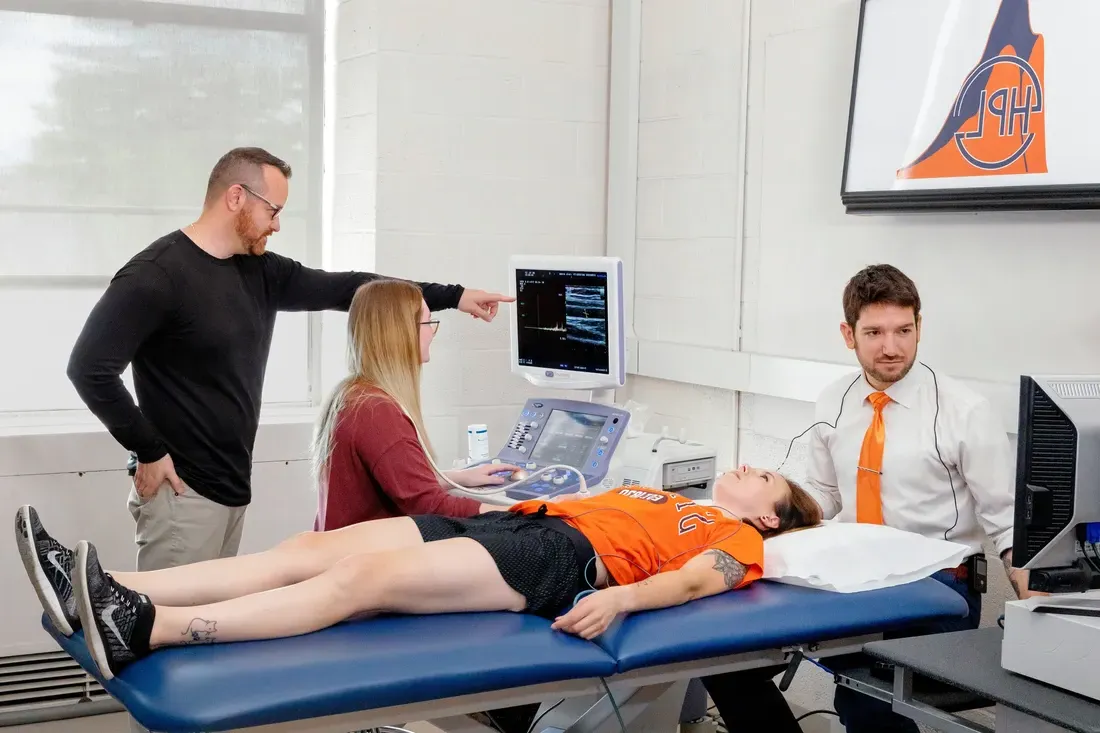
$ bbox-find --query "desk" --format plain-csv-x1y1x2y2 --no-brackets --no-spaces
852,627,1100,733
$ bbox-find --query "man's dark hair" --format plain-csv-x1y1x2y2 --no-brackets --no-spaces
842,264,921,328
204,147,292,206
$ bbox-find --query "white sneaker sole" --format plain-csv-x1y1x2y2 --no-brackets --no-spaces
15,506,74,637
73,541,115,682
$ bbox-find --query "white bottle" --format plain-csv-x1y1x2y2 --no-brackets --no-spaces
467,423,490,462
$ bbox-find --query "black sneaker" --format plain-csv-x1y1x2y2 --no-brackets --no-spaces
73,541,156,681
15,506,80,636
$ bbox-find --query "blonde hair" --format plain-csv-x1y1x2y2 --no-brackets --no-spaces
311,279,437,491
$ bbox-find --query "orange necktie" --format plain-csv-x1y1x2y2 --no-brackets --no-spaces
856,391,892,524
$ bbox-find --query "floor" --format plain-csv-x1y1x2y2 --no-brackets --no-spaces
0,699,995,733
5,713,131,733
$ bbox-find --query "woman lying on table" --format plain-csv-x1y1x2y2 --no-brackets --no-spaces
17,465,821,680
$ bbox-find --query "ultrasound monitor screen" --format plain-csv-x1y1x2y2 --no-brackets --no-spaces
528,409,605,469
516,268,609,374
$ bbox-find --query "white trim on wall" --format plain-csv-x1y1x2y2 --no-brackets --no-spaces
732,0,752,350
3,0,308,31
629,339,1022,435
605,0,642,342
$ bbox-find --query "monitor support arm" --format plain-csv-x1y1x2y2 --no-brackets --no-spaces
1028,528,1100,594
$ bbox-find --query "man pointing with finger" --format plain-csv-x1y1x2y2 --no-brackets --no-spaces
67,147,512,578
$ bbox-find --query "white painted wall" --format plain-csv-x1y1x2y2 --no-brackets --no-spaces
333,0,612,460
619,0,747,470
633,0,744,351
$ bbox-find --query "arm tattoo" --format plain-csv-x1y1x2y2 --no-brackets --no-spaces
707,549,747,590
180,618,218,644
1002,551,1024,597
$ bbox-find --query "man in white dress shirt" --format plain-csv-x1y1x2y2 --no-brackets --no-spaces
810,263,1030,732
701,264,1031,733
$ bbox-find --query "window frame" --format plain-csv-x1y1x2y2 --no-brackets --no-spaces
0,0,327,418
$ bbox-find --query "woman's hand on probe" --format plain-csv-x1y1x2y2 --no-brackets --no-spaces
444,463,522,488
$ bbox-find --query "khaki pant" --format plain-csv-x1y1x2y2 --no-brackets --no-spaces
126,482,248,732
127,483,247,571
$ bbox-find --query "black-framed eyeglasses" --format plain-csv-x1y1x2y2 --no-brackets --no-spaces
238,183,283,218
420,319,440,334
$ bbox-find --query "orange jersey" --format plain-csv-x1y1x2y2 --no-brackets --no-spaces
511,487,763,588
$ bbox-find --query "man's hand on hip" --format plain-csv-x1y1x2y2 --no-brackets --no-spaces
458,289,515,322
134,454,185,498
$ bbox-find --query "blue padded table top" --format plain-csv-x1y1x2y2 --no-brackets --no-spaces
44,611,617,733
43,578,967,733
596,578,970,672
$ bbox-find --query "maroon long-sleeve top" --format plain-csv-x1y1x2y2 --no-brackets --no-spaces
314,389,481,531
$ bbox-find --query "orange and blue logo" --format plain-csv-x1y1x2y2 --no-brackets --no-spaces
898,0,1046,180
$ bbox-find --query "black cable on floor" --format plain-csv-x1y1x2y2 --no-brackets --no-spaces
525,699,564,733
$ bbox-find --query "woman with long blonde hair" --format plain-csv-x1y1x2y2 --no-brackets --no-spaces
311,279,518,531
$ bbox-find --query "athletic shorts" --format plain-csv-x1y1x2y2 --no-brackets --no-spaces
411,507,598,618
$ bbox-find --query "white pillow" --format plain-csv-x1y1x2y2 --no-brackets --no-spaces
762,520,971,593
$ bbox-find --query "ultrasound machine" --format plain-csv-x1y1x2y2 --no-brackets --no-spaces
453,255,633,505
448,254,719,509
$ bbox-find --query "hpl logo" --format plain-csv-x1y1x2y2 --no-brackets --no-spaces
953,54,1043,171
897,0,1046,180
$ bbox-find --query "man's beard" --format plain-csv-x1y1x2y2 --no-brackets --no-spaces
864,356,915,385
235,208,271,255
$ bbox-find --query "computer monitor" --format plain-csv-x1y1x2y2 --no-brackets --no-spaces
508,255,625,391
1012,375,1100,588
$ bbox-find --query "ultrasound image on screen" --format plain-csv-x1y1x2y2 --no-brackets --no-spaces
516,269,609,374
528,410,605,468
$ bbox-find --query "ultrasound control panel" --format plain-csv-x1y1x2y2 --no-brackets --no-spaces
474,398,630,500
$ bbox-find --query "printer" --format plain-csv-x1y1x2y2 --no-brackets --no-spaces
601,428,717,501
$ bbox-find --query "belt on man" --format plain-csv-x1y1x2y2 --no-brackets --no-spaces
940,556,975,580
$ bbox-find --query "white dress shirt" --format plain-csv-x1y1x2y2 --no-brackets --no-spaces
805,363,1016,557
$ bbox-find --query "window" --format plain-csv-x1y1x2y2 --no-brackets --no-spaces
0,0,323,413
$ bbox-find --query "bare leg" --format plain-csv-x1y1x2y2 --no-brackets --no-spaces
112,517,424,607
149,537,525,647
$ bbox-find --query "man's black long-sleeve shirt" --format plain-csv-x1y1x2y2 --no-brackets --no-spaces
67,230,464,507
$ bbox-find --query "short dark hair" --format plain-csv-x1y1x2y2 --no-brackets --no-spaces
204,147,292,206
765,476,824,538
842,264,921,328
